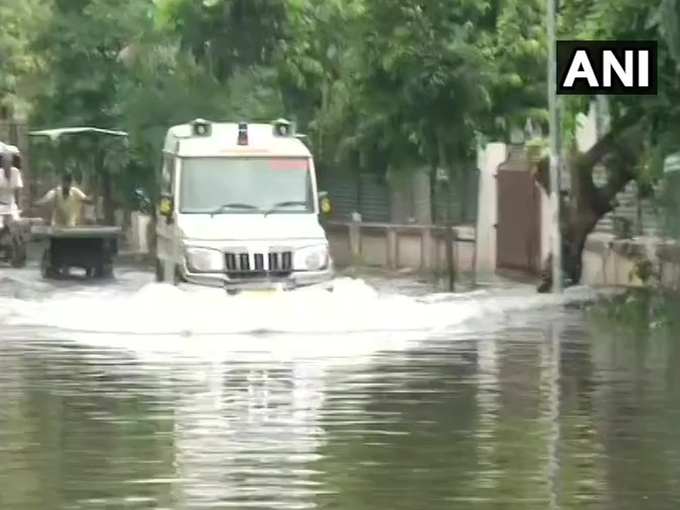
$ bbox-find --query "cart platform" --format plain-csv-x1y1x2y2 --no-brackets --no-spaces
32,225,122,279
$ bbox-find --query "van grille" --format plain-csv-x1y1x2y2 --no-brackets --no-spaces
224,251,292,278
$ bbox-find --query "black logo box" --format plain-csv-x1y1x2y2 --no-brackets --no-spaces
556,40,657,95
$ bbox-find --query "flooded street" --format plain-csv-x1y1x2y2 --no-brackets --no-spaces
0,267,679,509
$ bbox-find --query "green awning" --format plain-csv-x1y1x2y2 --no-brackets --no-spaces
663,152,680,174
29,127,128,140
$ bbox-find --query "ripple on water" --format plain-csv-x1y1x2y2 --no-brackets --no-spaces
1,290,679,510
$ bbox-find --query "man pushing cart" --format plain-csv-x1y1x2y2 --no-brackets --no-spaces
35,171,94,227
29,127,126,279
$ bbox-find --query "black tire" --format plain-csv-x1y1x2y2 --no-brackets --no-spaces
175,264,186,283
155,258,179,284
155,257,163,282
41,250,56,279
9,240,26,268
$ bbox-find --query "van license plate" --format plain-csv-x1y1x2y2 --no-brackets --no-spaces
243,289,279,296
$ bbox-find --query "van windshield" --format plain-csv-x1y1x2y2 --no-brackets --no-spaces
179,157,314,214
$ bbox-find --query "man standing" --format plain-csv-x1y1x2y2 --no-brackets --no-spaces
35,172,93,226
0,145,24,220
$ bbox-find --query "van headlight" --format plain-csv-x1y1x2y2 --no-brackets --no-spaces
185,247,224,272
293,244,329,271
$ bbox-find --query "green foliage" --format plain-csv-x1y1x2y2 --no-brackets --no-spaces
629,257,658,285
31,0,153,127
525,137,548,164
482,0,548,137
3,0,552,195
589,288,679,333
155,0,290,80
153,0,551,178
0,0,50,111
1,0,678,230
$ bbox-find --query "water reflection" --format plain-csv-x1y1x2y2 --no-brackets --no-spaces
0,305,679,509
543,324,561,510
475,333,500,495
0,344,176,509
172,360,327,508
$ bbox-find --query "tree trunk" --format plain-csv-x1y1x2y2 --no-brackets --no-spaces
534,113,644,292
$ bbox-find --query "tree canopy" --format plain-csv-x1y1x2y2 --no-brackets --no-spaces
0,0,678,232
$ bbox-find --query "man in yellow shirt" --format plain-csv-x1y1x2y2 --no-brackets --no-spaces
35,173,93,226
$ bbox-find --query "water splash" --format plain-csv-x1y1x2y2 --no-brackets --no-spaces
2,278,549,332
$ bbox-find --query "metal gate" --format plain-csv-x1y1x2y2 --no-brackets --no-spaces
496,168,542,273
318,171,391,222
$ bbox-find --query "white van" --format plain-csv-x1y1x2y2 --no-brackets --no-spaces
155,118,334,293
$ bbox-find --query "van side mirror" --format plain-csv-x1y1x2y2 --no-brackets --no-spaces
158,193,174,223
318,191,331,214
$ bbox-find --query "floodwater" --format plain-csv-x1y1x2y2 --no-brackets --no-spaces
0,267,679,510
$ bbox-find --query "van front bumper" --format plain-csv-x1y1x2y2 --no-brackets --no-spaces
181,266,334,292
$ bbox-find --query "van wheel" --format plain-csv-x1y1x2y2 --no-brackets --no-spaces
155,257,163,282
156,258,179,284
41,250,56,279
95,263,113,279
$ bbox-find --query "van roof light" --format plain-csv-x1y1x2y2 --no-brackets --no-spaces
272,118,293,137
190,118,211,137
237,122,248,145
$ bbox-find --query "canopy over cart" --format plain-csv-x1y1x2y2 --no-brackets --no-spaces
29,126,128,279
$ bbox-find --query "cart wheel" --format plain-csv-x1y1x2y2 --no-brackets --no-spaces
10,239,27,268
41,250,55,279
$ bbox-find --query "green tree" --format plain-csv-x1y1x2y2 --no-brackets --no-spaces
481,0,548,138
336,0,495,181
272,0,365,172
0,0,50,113
150,0,550,183
30,0,156,223
535,0,680,290
155,0,290,81
117,34,283,205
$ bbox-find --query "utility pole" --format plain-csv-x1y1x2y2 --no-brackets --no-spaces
547,0,562,292
446,173,456,292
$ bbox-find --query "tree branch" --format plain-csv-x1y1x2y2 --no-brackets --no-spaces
591,130,642,216
534,108,643,196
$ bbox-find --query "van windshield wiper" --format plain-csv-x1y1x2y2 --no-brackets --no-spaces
263,201,309,217
210,202,259,217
